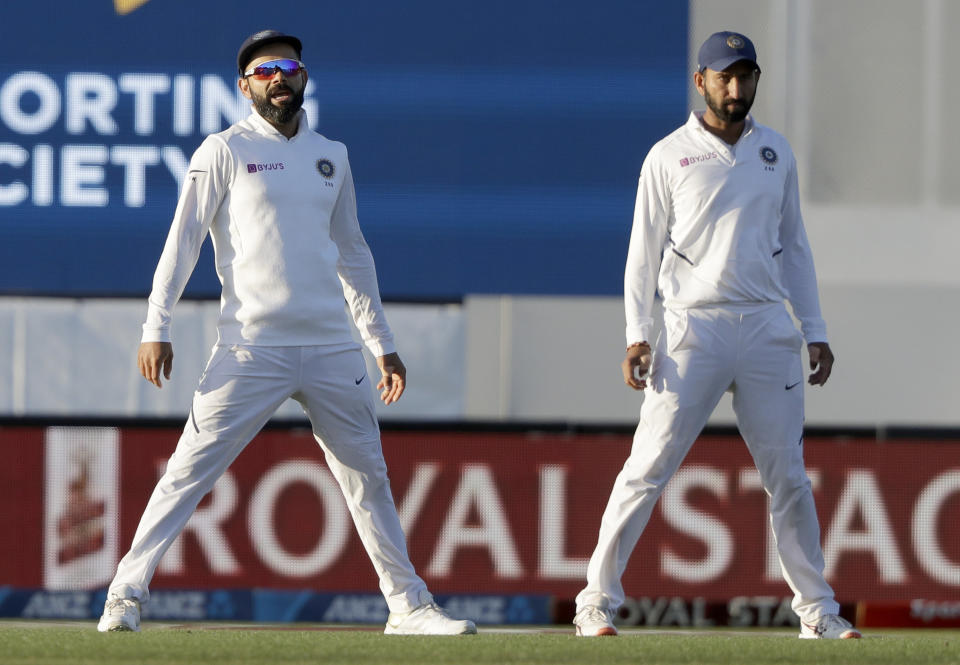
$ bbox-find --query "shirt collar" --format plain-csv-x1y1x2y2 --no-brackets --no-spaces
688,110,756,140
247,108,309,139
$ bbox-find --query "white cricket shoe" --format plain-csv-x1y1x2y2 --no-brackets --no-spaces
799,614,861,639
97,597,141,632
384,599,477,635
574,605,618,637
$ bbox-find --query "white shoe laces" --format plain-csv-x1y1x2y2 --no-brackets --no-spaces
419,602,456,621
104,598,138,616
577,606,612,625
821,615,852,630
805,614,854,637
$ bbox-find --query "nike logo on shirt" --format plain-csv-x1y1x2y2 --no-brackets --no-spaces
786,381,801,390
355,375,366,385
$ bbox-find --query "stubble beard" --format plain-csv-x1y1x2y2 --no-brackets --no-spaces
251,85,305,126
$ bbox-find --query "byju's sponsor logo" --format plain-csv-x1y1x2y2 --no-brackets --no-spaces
246,162,285,173
679,152,719,167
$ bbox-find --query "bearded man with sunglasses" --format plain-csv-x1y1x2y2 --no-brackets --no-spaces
97,30,476,636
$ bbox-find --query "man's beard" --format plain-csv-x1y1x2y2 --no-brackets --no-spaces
251,84,305,125
705,90,754,123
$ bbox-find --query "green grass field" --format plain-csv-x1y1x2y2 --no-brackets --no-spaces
0,623,956,665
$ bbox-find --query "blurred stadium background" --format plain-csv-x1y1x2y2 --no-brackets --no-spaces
1,0,957,630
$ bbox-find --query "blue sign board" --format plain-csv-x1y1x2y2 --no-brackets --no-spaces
0,1,687,298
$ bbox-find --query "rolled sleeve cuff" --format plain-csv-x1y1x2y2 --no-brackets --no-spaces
625,322,653,347
801,320,828,345
365,338,396,358
141,326,171,344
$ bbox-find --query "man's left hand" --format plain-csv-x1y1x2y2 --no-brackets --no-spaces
808,342,834,386
376,352,406,405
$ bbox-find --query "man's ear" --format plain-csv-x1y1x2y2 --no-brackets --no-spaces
238,77,252,100
693,70,706,97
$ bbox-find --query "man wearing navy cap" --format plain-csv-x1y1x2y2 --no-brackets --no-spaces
573,31,859,640
96,29,476,636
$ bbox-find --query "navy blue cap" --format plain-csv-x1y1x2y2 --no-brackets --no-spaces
237,30,303,75
697,31,760,73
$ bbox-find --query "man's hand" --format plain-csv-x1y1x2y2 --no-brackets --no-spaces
808,342,834,386
138,341,174,388
622,342,653,391
376,351,406,405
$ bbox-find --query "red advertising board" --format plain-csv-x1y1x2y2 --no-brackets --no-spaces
1,425,958,604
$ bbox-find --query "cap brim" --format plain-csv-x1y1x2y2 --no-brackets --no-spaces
701,56,760,73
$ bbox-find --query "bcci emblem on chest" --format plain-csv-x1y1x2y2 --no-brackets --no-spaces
316,159,336,179
759,146,778,165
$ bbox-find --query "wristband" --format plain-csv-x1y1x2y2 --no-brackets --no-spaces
627,341,651,351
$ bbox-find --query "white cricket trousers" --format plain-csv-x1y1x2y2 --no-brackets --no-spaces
576,304,839,623
107,344,428,613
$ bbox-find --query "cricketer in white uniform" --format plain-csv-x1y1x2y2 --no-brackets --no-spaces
97,30,476,636
573,32,860,640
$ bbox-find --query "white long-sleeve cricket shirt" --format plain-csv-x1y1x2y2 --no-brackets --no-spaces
142,110,395,356
625,111,827,346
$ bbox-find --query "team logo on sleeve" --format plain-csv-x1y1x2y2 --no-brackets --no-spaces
316,159,336,179
759,146,778,165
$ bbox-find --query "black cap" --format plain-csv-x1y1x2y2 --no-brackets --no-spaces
237,30,303,75
696,31,760,73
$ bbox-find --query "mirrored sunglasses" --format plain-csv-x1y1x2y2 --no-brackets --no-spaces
243,59,305,80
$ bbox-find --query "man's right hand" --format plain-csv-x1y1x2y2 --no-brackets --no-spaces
621,342,653,391
138,341,174,388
